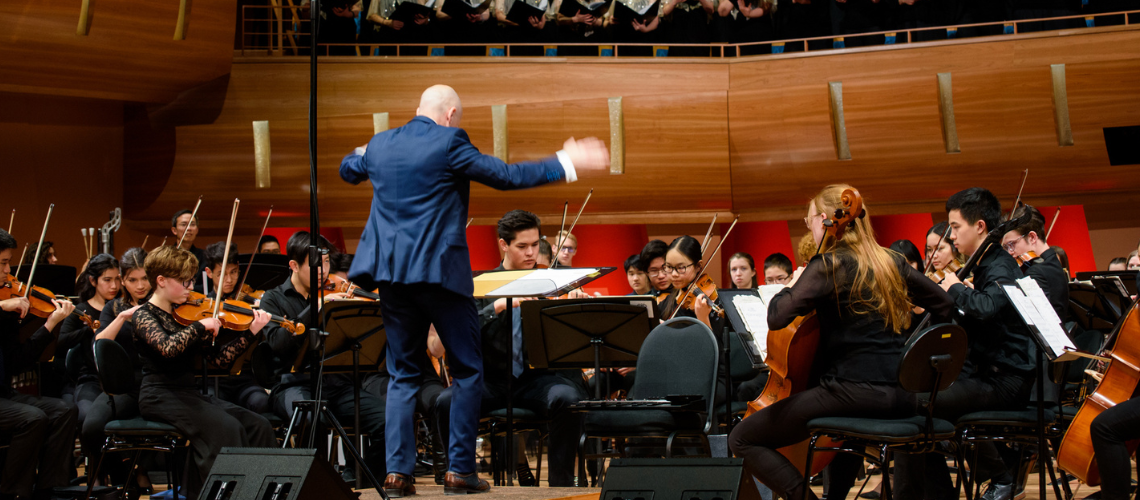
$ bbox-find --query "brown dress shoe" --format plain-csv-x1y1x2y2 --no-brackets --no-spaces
443,471,491,495
384,473,416,498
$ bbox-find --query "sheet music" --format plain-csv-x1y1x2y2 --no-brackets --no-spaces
1002,278,1075,360
479,268,603,296
732,292,774,361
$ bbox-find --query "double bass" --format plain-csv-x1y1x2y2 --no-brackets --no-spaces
1057,296,1140,485
743,188,864,475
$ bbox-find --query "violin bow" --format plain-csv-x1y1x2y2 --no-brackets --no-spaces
177,195,204,249
550,201,570,269
211,198,240,346
1010,169,1028,217
1046,207,1061,241
700,213,719,254
25,204,54,297
14,243,29,282
141,235,149,250
668,216,739,320
552,189,593,269
158,236,168,249
466,218,474,229
923,224,953,276
235,206,273,299
7,209,13,234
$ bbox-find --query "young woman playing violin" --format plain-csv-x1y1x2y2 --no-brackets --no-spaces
133,245,275,500
54,254,121,418
657,235,724,332
728,184,955,500
924,221,964,284
83,247,153,491
0,228,79,500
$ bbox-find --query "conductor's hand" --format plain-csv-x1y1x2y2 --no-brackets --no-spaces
249,310,272,335
563,137,610,174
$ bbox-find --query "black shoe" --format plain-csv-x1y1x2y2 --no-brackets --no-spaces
858,492,880,499
981,482,1025,500
516,464,537,487
444,471,490,495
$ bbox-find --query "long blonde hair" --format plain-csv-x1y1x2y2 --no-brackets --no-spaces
811,185,912,334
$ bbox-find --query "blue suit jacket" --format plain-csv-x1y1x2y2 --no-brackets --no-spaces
340,116,567,296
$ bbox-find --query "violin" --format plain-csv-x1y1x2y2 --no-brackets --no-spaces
1014,250,1040,270
1,275,100,330
667,273,726,318
323,274,379,301
174,291,305,335
926,260,962,284
236,284,265,303
745,187,865,475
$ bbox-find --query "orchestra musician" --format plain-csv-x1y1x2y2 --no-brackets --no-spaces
728,251,758,289
895,188,1041,500
338,84,608,495
202,242,270,414
762,252,793,286
728,184,955,500
639,239,672,297
0,228,78,500
1000,204,1069,319
924,221,965,283
132,245,275,500
624,254,651,295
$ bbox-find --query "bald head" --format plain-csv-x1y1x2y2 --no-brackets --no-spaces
416,85,463,127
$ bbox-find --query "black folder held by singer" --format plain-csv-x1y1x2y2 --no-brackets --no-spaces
506,0,549,26
391,0,436,24
611,0,658,24
440,0,489,18
558,0,611,18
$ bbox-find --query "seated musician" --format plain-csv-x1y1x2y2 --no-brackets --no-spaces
83,247,153,491
258,235,281,255
728,184,955,500
1089,386,1140,500
656,235,724,332
624,254,651,295
0,228,79,500
55,254,119,419
1107,257,1128,271
202,242,270,414
924,221,965,284
537,238,554,268
258,232,389,483
170,209,208,289
728,251,757,289
639,239,672,297
553,230,577,267
795,232,815,268
895,188,1042,500
1001,204,1069,320
434,210,586,487
132,245,275,500
762,252,793,285
889,239,923,271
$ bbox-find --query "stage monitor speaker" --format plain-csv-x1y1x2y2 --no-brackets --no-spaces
600,458,761,500
199,448,357,500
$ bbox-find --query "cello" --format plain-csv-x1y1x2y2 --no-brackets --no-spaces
744,188,864,475
1057,296,1140,485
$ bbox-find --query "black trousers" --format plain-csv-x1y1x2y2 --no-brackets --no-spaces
728,378,913,500
140,380,276,499
80,392,141,482
436,371,585,486
0,393,78,498
1090,392,1140,500
893,371,1033,500
212,374,270,415
271,375,387,476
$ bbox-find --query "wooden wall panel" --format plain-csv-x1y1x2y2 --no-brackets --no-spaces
0,0,235,102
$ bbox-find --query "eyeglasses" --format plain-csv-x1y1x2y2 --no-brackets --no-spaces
1002,234,1027,253
647,268,665,277
663,263,694,275
164,276,195,288
560,246,577,254
765,275,789,285
803,213,823,229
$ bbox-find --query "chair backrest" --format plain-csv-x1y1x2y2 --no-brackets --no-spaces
629,317,719,427
65,345,86,382
93,339,135,396
897,323,968,395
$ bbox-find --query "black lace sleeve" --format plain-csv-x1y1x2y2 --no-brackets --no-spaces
202,331,255,368
134,304,208,359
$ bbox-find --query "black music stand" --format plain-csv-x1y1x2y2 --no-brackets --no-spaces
473,267,615,486
283,300,386,492
1068,281,1119,332
237,253,292,292
717,288,767,369
1076,270,1138,297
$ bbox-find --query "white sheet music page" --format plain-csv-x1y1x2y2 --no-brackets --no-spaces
730,284,784,362
1013,277,1076,358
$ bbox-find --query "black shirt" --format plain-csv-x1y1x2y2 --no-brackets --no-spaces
258,279,319,389
768,251,955,385
0,314,53,397
1023,247,1070,322
98,298,145,391
58,300,101,383
948,248,1038,375
132,302,253,387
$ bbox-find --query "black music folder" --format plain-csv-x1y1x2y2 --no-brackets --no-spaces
506,0,549,26
441,0,489,18
391,0,436,23
558,0,610,18
612,0,658,24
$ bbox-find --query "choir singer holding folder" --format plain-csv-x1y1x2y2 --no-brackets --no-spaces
339,84,609,496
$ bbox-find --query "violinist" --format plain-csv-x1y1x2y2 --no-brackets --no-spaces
554,230,577,267
728,185,954,500
639,239,672,297
435,210,586,487
924,221,964,283
795,232,815,267
0,228,79,500
889,239,923,271
728,251,757,289
54,254,120,419
257,235,281,254
537,238,554,268
22,240,57,265
202,242,270,414
896,188,1040,500
330,251,353,280
657,235,723,331
1001,204,1069,320
257,232,388,483
171,209,206,269
132,245,275,500
83,247,152,491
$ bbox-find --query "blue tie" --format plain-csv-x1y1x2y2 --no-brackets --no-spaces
512,307,524,378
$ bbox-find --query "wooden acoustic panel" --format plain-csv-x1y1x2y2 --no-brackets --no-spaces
0,0,235,102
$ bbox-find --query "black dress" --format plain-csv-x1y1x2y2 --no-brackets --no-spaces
132,302,275,499
727,251,954,500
